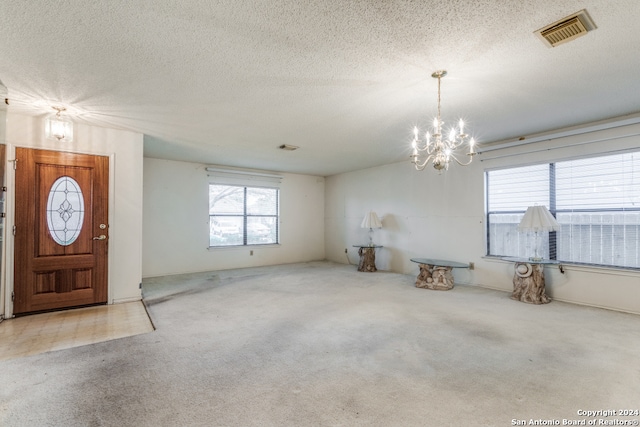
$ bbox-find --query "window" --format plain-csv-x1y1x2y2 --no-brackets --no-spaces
209,184,279,247
486,151,640,268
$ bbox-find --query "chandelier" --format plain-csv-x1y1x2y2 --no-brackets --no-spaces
410,70,476,171
45,106,74,143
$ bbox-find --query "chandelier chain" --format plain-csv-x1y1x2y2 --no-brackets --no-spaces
437,73,441,130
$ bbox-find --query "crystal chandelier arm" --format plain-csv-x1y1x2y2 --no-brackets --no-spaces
449,152,476,166
447,139,464,150
416,142,437,154
412,153,436,171
413,138,431,152
447,130,468,149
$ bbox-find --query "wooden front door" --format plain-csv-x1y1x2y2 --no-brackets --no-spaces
14,148,109,315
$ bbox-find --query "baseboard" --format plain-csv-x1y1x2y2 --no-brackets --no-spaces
471,283,640,316
111,296,142,304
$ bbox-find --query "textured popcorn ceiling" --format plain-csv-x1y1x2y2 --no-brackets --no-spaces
1,1,639,176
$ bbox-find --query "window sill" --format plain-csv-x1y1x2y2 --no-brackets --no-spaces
207,244,281,251
482,255,640,277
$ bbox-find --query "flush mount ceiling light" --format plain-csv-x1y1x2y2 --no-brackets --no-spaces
45,106,74,142
410,70,476,172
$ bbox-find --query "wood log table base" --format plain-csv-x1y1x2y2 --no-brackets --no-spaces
415,264,454,290
511,262,551,304
357,247,377,272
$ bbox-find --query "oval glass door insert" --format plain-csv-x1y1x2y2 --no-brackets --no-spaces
47,176,85,246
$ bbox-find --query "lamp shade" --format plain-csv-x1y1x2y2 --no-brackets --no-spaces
361,211,382,229
518,205,560,232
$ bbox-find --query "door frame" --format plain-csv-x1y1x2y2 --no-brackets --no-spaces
2,143,116,318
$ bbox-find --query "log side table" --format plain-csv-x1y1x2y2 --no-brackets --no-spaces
410,258,470,290
501,257,560,304
353,245,383,272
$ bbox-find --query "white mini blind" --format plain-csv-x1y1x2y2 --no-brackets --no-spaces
554,152,640,267
487,164,550,212
486,164,552,259
555,153,640,210
486,150,640,268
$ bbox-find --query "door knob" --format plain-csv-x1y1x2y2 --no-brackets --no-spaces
92,235,107,240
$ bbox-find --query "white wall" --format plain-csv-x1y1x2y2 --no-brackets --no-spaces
325,121,640,315
2,113,144,315
142,157,325,277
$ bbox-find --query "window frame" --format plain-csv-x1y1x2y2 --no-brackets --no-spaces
485,150,640,270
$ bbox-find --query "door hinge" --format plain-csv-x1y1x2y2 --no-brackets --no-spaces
10,159,17,170
11,291,14,302
13,225,16,236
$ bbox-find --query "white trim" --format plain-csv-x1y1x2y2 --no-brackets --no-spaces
205,166,283,179
207,243,281,251
206,166,282,187
478,112,640,154
2,144,15,318
481,145,640,172
111,296,141,304
479,131,640,163
482,256,640,278
107,152,116,305
468,282,640,316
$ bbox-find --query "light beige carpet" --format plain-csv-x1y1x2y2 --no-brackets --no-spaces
1,261,639,426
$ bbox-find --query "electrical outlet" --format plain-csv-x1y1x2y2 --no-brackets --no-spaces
345,248,348,253
469,262,474,270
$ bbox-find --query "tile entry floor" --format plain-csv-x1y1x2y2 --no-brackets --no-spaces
0,301,154,361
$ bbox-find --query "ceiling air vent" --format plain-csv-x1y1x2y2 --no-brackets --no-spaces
535,9,596,48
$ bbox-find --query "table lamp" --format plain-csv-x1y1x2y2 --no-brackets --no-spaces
361,211,382,246
518,205,560,261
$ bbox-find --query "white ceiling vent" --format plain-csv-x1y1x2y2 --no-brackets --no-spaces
535,9,597,48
